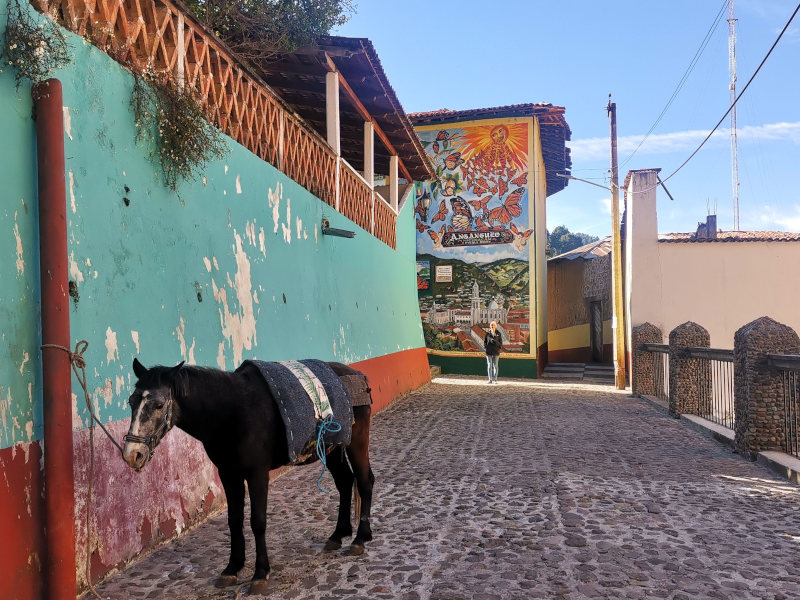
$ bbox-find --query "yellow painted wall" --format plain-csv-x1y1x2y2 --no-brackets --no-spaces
549,319,612,351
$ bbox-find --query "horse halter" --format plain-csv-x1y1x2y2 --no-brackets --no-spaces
123,394,175,459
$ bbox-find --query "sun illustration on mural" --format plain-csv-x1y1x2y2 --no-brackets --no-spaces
458,122,528,174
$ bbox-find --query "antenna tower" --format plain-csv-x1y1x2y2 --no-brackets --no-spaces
728,0,740,229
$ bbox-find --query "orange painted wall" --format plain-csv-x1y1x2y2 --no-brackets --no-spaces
352,347,431,413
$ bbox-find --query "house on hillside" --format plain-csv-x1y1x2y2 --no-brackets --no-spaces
547,238,612,363
624,169,800,367
408,104,572,378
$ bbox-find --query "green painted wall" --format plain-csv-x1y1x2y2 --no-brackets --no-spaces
427,353,537,378
0,5,424,449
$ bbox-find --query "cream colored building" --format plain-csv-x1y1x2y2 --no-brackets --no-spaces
624,168,800,359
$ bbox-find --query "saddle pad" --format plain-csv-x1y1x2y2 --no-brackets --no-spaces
240,359,353,465
339,374,372,407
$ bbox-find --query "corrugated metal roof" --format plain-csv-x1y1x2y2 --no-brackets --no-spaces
659,231,800,243
548,237,612,263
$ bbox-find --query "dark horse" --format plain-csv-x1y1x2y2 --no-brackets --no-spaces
122,358,374,595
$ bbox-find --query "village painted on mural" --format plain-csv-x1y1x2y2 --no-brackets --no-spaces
3,0,800,598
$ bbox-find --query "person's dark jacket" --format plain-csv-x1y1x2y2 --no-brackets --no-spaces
484,330,503,356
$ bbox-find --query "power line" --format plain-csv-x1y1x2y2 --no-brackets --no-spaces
660,2,800,185
563,2,800,199
620,0,730,169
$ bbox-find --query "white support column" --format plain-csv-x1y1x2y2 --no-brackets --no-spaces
277,111,285,171
364,121,375,188
389,155,399,212
325,71,340,156
176,13,185,91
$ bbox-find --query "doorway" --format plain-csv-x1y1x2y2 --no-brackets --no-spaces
589,301,603,362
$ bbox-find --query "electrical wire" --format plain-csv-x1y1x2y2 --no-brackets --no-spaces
620,0,730,169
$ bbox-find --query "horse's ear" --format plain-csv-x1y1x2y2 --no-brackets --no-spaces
168,361,185,378
132,358,147,379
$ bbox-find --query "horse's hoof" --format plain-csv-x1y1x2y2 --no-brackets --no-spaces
324,538,342,551
248,578,269,596
215,575,238,588
347,543,365,556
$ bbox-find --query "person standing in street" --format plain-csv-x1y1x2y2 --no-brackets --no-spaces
484,321,502,384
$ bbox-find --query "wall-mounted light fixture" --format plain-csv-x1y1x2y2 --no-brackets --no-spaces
321,218,355,238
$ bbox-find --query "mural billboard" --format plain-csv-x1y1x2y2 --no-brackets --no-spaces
414,118,534,355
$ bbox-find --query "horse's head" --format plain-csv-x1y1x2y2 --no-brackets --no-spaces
122,358,184,471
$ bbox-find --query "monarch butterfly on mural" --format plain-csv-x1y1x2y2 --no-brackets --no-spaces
511,171,528,187
431,201,449,223
444,152,464,170
469,196,491,213
416,219,431,233
450,197,474,231
472,176,490,196
488,188,523,224
496,178,508,198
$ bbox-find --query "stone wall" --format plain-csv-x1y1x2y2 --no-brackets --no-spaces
632,323,663,397
734,317,800,459
668,322,711,417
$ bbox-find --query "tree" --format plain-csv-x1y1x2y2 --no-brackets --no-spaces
185,0,356,65
547,225,599,257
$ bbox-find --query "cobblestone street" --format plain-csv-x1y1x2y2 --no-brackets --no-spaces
92,376,800,600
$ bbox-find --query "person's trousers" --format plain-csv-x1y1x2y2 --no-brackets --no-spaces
486,354,499,382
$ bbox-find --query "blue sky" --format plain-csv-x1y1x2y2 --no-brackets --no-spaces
334,0,800,237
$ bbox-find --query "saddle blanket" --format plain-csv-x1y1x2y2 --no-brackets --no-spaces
240,359,353,465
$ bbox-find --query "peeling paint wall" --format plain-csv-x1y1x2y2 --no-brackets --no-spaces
0,6,426,598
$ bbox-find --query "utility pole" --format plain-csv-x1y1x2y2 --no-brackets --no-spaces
728,0,740,230
607,96,626,390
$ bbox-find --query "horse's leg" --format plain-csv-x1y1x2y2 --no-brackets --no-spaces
323,446,354,551
346,405,374,555
216,469,246,587
245,466,271,595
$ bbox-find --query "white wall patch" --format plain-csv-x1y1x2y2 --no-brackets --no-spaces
281,198,292,244
131,331,140,354
203,257,212,273
268,184,282,233
69,171,77,213
63,107,73,140
214,232,258,367
14,220,23,275
236,175,242,194
69,252,84,284
105,327,119,363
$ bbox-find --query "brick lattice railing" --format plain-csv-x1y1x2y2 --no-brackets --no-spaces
35,0,397,248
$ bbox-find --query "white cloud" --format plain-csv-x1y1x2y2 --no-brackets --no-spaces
569,122,800,161
600,197,612,215
759,204,800,231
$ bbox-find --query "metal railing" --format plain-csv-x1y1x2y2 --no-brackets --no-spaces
683,347,735,429
641,343,669,401
766,354,800,458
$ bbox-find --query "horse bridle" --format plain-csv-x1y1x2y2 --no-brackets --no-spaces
123,394,175,459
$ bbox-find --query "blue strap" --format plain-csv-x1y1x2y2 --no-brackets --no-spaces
315,414,343,493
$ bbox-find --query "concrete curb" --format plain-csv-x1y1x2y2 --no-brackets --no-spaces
638,395,799,486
